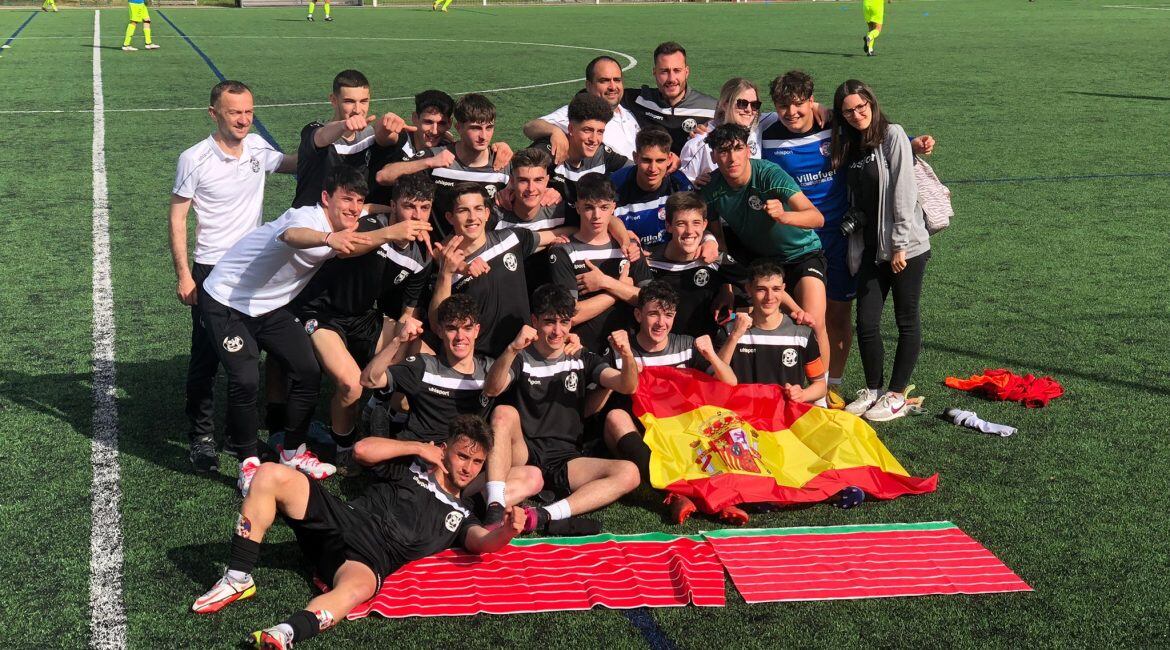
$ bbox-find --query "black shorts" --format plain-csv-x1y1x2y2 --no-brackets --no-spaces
283,480,394,591
304,310,382,368
781,250,828,289
525,439,581,501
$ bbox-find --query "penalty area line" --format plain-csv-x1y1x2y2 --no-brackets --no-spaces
0,10,38,54
89,10,127,650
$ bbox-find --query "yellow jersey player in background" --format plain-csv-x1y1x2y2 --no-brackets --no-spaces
41,0,58,13
307,0,332,21
433,0,454,12
123,0,159,51
862,0,884,56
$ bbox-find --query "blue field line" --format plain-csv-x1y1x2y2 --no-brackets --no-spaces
621,608,678,650
949,171,1170,185
2,11,39,49
155,10,282,151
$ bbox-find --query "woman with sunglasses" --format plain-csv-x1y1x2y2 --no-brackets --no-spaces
679,77,762,186
830,79,930,423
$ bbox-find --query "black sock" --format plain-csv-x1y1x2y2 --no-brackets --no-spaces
283,428,307,450
615,432,651,484
283,609,321,642
227,534,261,574
535,507,551,532
329,426,354,448
265,404,287,433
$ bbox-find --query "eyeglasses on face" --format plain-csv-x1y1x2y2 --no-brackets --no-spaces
734,98,763,112
841,101,870,119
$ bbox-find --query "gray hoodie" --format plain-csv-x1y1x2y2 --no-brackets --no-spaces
847,123,931,275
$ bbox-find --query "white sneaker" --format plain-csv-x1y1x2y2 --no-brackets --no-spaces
279,443,336,480
144,43,160,49
863,392,909,422
121,45,137,51
192,571,256,614
845,388,882,415
237,456,261,497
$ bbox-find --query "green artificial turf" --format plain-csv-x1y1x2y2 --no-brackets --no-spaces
1,0,1168,646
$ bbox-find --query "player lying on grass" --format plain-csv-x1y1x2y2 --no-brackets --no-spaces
483,284,641,535
192,415,525,650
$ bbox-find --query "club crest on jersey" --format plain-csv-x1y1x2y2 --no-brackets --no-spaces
748,195,764,211
222,336,244,353
564,372,579,392
250,159,261,173
445,510,464,532
393,269,409,285
693,268,710,287
657,206,667,221
479,393,490,407
782,348,798,367
503,252,518,272
304,319,319,335
749,140,759,156
820,140,832,157
682,118,697,134
485,185,498,198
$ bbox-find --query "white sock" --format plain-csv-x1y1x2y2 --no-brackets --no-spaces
946,408,1017,437
545,499,572,521
226,569,250,583
280,444,303,461
485,481,506,506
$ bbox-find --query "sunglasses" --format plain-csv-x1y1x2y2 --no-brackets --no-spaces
734,99,763,111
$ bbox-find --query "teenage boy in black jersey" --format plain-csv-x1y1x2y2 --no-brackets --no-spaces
545,93,630,208
717,260,828,404
192,415,526,649
601,281,738,524
482,284,641,533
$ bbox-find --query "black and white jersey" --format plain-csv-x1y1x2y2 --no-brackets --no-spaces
611,166,694,247
366,135,434,206
608,332,706,370
293,122,378,208
544,142,629,208
715,317,822,387
506,348,611,450
548,238,651,353
292,213,389,320
494,204,573,293
378,239,434,319
642,244,725,339
352,459,480,569
381,353,493,443
449,228,539,356
621,85,717,155
429,145,510,239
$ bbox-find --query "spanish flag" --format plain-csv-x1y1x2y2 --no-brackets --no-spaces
633,367,938,514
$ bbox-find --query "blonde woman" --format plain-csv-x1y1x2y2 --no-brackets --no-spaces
679,77,762,186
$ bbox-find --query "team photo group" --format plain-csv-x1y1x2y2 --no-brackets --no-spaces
174,39,941,648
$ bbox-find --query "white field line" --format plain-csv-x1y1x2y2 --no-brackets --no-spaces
0,37,637,114
1103,4,1170,9
88,10,127,650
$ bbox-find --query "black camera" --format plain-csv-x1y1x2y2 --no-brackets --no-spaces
840,207,867,236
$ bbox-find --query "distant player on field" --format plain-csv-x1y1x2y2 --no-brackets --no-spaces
122,0,159,51
433,0,454,11
307,0,332,21
862,0,885,56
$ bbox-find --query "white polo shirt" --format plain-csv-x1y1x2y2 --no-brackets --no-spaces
173,133,286,265
540,101,640,159
203,205,338,317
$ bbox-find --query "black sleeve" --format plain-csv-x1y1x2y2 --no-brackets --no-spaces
401,261,433,310
713,323,732,351
583,350,613,384
547,246,578,299
627,258,652,286
387,356,425,395
604,147,630,174
454,510,481,547
299,122,327,153
514,227,538,258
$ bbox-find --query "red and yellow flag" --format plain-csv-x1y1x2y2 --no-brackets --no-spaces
632,367,938,514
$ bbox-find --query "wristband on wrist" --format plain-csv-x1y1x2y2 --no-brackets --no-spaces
324,232,333,246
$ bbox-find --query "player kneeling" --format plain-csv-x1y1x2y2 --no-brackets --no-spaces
192,415,523,649
483,284,641,535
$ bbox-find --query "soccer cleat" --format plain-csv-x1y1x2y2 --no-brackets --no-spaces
189,434,219,473
664,493,697,525
718,505,750,526
324,16,332,21
484,502,506,527
826,387,846,410
192,572,256,614
306,14,313,20
521,506,548,534
121,45,137,51
238,456,261,497
252,626,293,649
279,443,336,480
844,388,882,415
832,486,866,509
863,392,908,422
144,43,160,49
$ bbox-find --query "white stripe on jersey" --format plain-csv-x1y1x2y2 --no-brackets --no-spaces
409,461,471,516
451,232,520,284
333,134,376,155
521,358,585,378
497,217,564,232
738,333,810,347
569,247,625,263
555,162,606,182
432,167,510,184
422,372,485,391
634,95,716,118
762,129,831,151
614,195,668,217
615,349,693,369
647,258,719,272
379,244,428,272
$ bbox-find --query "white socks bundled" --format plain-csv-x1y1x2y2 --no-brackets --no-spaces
945,408,1016,437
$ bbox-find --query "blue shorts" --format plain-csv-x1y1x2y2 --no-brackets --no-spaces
817,227,857,302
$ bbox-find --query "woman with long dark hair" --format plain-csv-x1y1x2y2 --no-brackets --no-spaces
830,79,930,422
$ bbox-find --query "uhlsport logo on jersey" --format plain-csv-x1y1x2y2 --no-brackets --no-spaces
503,252,518,272
479,393,490,407
782,348,798,367
748,195,763,211
694,268,710,287
564,372,579,392
444,510,464,532
223,336,244,353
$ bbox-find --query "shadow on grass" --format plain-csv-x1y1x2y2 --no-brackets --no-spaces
168,539,311,589
768,48,859,58
1068,91,1170,102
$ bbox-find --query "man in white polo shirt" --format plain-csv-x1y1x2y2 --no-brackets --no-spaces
170,80,297,474
522,56,639,161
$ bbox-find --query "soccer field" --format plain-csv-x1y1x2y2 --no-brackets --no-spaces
1,0,1168,646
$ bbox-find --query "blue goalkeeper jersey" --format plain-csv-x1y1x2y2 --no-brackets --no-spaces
759,112,849,229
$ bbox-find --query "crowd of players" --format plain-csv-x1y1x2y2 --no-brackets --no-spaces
175,42,937,648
